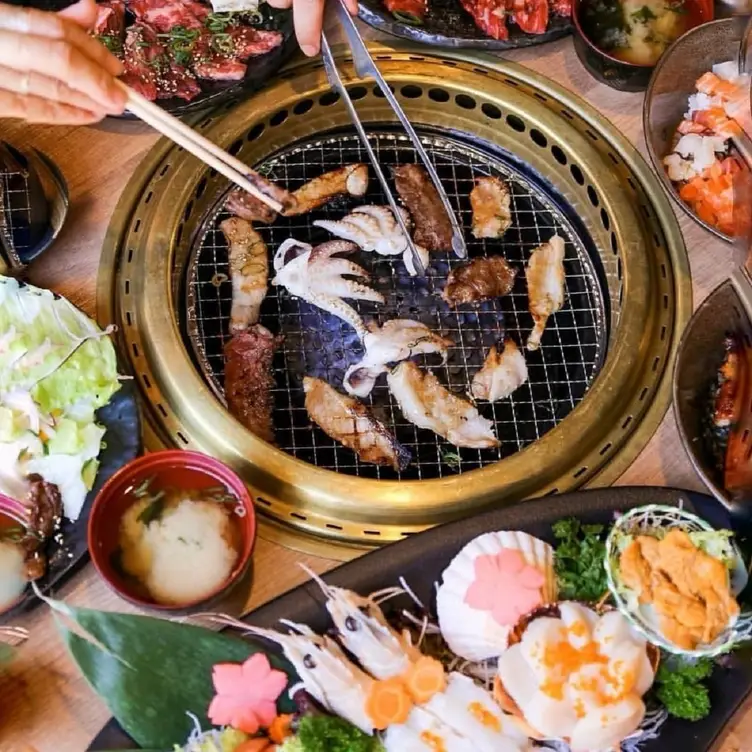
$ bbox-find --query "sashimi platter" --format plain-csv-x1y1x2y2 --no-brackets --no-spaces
69,492,752,752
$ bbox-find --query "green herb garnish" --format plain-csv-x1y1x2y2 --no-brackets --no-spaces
297,714,383,752
210,33,235,55
131,477,155,499
654,656,713,721
0,525,26,543
206,11,237,33
552,518,608,601
392,10,424,24
99,34,123,55
441,450,461,470
158,25,200,67
137,492,166,526
631,5,657,22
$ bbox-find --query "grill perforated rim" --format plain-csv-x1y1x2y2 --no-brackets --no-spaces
98,45,690,556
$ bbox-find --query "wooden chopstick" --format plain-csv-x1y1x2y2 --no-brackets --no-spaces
116,81,285,214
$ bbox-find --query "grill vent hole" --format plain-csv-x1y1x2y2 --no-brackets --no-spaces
401,85,423,99
530,128,547,147
319,92,340,106
143,374,151,389
184,200,194,221
551,145,567,165
600,209,610,230
195,177,208,199
506,113,525,132
133,219,141,233
481,103,502,119
610,233,619,255
326,523,343,530
456,94,477,110
349,85,368,100
270,109,289,126
158,404,168,417
600,443,612,456
428,88,450,102
247,123,265,142
652,357,660,372
574,467,588,479
622,415,633,429
291,512,307,521
256,496,273,507
293,98,314,115
364,530,381,536
145,191,153,204
126,311,132,326
570,165,585,185
229,139,243,155
177,432,189,445
587,186,599,207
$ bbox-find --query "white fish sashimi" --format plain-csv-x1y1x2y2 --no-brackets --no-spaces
523,689,578,741
436,530,555,661
568,695,646,752
557,601,598,650
383,706,477,752
424,673,530,751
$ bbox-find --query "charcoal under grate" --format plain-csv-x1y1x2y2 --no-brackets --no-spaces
185,129,609,480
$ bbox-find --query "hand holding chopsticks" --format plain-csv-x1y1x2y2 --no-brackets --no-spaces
116,80,292,214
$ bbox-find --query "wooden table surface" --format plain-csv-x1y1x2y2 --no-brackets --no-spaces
0,21,750,752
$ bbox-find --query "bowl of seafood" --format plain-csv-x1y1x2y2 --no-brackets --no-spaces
644,16,752,240
572,0,713,92
89,450,257,611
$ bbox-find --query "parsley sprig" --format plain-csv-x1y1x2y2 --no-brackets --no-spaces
654,657,713,721
552,517,608,601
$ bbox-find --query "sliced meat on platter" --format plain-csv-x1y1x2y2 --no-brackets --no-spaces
470,176,512,239
526,234,566,351
442,255,517,306
272,239,384,339
344,319,454,398
303,377,411,472
314,205,430,277
284,164,370,216
221,217,268,333
460,0,510,40
387,361,499,448
94,0,126,38
471,338,528,402
224,325,281,444
392,164,454,253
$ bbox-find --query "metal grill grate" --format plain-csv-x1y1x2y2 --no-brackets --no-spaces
0,168,35,257
186,130,608,480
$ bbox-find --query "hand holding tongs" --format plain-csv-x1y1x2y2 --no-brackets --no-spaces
321,1,467,276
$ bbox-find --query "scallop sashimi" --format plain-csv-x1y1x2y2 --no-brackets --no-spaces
436,530,556,661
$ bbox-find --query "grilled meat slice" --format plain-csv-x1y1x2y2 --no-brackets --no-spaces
713,335,742,429
392,164,453,253
225,189,278,224
470,176,512,239
383,0,428,23
471,338,528,402
303,377,411,471
221,217,268,333
442,255,516,306
387,361,499,449
127,0,208,31
93,0,126,48
459,0,508,40
20,476,63,581
230,27,285,59
508,0,549,34
526,234,566,351
284,164,370,216
550,0,572,15
224,325,281,444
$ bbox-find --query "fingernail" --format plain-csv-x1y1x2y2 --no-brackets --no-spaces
301,44,319,57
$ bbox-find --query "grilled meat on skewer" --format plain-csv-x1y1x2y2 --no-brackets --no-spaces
526,234,566,351
387,361,499,449
304,377,411,472
226,189,278,224
314,205,430,277
221,217,269,333
471,338,528,402
224,325,281,444
272,239,384,339
344,319,453,398
470,176,512,239
284,165,370,216
442,255,516,306
392,164,454,253
383,0,428,23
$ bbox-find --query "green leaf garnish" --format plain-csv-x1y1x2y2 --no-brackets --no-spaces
441,450,461,470
98,34,123,55
297,715,384,752
392,10,424,25
137,493,166,526
631,5,657,22
654,656,713,721
552,518,608,601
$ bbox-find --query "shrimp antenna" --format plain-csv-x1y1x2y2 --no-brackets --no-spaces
298,562,335,598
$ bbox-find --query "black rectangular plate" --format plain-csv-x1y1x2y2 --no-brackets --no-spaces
89,486,752,751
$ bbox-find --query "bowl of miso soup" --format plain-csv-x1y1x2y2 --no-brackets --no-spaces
88,450,257,611
573,0,713,91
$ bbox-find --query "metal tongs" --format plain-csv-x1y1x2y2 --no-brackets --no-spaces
321,3,467,276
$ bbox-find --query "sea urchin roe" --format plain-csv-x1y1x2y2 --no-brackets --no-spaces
539,638,608,700
468,701,502,731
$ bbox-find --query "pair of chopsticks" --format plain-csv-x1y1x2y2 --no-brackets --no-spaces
116,81,287,215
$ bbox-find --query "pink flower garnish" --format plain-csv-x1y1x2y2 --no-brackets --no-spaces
464,549,546,627
207,652,288,734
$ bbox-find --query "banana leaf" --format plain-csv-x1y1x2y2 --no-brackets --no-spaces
50,601,296,749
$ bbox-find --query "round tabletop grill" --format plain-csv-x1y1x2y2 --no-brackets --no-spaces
98,44,690,557
187,130,607,480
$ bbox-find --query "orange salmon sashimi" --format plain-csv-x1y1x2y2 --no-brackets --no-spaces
678,156,743,236
693,108,742,139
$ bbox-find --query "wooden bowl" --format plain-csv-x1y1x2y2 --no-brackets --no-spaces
493,602,661,742
88,450,257,612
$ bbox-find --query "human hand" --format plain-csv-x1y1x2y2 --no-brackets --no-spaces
267,0,359,57
0,0,126,125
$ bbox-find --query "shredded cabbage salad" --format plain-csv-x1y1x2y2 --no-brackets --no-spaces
0,277,120,521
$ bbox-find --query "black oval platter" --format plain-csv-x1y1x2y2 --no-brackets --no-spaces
358,0,572,50
89,486,752,751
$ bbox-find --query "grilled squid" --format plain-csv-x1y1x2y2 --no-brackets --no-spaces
526,234,566,351
272,238,384,339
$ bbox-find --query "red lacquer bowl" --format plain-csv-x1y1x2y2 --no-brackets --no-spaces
88,450,257,611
